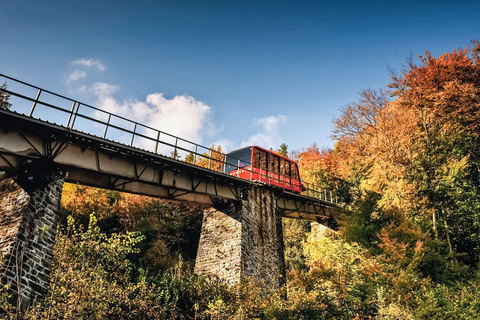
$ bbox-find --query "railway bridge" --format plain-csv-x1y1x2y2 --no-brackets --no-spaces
0,74,337,308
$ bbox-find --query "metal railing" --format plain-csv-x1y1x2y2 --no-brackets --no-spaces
0,73,337,204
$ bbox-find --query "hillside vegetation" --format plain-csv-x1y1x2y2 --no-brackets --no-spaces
2,40,480,319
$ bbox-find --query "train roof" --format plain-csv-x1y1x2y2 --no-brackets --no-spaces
226,145,297,163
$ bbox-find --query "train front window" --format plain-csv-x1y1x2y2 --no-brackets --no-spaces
222,147,252,173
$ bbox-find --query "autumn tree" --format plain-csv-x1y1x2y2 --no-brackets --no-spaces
194,144,224,172
333,40,480,271
277,143,288,157
60,183,204,273
388,42,480,266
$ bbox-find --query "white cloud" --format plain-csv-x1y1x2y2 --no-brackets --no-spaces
65,58,105,87
66,70,87,83
93,82,119,98
64,59,219,157
240,115,288,149
72,58,106,72
91,83,217,153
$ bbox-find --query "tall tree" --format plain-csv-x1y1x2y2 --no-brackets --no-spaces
0,82,12,109
277,143,288,157
333,40,480,268
389,41,480,264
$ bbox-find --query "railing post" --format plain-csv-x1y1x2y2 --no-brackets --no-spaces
104,114,112,138
174,137,179,159
29,89,42,117
194,145,198,164
66,101,76,128
208,149,212,169
70,103,80,129
131,123,137,146
154,131,161,154
330,190,333,202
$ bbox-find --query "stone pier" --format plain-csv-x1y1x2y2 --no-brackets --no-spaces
0,162,65,309
195,186,285,290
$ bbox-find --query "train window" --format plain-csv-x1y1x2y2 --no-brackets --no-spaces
291,163,298,180
253,148,260,168
273,156,280,174
223,147,252,173
259,150,267,170
268,154,280,174
284,161,291,178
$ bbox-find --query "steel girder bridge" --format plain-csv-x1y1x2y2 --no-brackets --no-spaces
0,74,337,222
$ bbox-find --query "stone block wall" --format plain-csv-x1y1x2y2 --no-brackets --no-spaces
311,221,336,242
194,204,243,285
195,186,285,290
0,162,65,309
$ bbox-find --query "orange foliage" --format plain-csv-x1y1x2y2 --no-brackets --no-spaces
332,42,480,215
61,183,149,228
295,143,345,187
194,144,223,172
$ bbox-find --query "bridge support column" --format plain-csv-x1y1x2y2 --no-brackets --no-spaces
0,162,65,310
195,187,285,290
311,217,336,242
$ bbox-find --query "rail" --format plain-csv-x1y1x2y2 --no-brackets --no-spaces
0,73,337,204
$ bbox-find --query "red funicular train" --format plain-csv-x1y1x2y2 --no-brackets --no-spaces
221,146,303,193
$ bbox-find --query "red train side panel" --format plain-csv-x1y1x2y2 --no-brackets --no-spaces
221,146,303,193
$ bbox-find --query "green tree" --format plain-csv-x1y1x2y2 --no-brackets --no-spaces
277,143,288,157
0,82,12,110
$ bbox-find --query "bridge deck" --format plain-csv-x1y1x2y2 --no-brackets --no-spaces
0,75,336,222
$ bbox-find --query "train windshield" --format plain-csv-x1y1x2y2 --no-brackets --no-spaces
222,147,253,173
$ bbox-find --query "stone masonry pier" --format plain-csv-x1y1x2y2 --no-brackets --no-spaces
0,161,65,310
195,186,286,290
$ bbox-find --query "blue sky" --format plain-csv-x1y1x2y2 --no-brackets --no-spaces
1,0,479,154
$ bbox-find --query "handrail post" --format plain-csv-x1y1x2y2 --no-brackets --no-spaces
104,114,112,138
66,101,77,128
174,137,179,159
29,89,42,117
154,131,161,154
221,153,226,173
194,145,198,164
208,149,212,169
131,123,137,146
70,103,80,129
